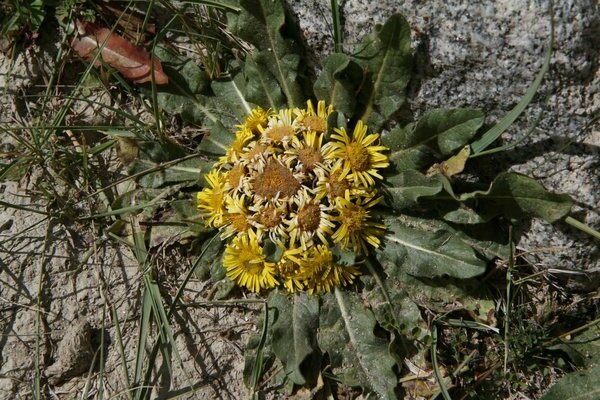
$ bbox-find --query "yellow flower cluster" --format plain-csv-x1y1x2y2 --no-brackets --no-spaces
197,101,389,294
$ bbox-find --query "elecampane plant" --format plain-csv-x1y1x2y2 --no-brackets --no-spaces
197,101,388,294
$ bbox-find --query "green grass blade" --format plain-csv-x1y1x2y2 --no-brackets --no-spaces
84,200,165,219
431,324,452,400
469,96,547,158
112,305,134,400
133,287,153,400
98,305,107,398
250,302,269,399
330,0,343,53
565,216,600,240
470,7,554,154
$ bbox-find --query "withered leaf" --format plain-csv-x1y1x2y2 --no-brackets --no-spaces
71,21,168,85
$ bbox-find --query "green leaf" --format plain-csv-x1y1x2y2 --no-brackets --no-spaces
148,210,196,248
154,47,216,126
541,365,600,400
197,120,235,157
378,215,487,279
318,289,398,398
153,47,238,133
434,202,489,225
549,325,600,368
388,144,437,173
382,170,443,210
263,239,284,263
211,73,254,120
172,199,211,235
242,55,287,109
269,291,319,385
407,108,485,155
353,13,412,131
371,256,496,326
193,234,225,280
314,53,364,117
230,0,305,108
362,274,425,339
384,108,484,173
459,172,572,223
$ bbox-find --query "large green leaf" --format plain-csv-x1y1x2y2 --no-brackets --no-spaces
377,215,487,279
382,170,443,210
153,47,238,157
549,325,600,369
541,365,600,400
313,53,364,117
242,54,287,109
459,172,572,223
362,274,425,340
353,14,412,131
383,108,484,173
318,289,398,398
193,234,225,280
405,108,484,154
153,47,217,126
197,120,235,157
211,72,254,121
229,0,305,108
269,291,319,385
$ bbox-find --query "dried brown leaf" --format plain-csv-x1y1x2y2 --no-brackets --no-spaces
71,20,168,85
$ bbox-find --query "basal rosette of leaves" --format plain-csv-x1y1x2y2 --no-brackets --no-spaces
124,0,574,397
196,101,388,294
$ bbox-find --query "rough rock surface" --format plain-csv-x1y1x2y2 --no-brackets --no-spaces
290,0,599,271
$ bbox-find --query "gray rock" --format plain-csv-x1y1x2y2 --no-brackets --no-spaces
289,0,599,271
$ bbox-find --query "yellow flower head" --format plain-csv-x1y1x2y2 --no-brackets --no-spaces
250,200,289,246
219,129,254,165
238,106,270,134
287,189,335,250
325,120,389,187
302,245,361,295
285,130,326,173
276,247,306,292
260,108,299,145
223,231,278,293
295,100,333,133
314,160,365,204
198,101,388,294
332,192,386,255
220,195,253,239
197,170,228,228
